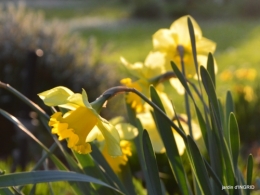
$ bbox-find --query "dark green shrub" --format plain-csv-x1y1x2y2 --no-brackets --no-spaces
0,3,118,113
0,3,119,164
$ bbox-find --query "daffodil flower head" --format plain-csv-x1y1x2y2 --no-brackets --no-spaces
89,116,138,173
38,86,122,156
121,51,166,80
152,15,216,77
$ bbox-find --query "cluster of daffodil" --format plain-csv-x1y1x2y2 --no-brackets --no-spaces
120,15,216,155
38,15,216,173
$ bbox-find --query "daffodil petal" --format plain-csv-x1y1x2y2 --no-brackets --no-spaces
196,37,216,54
86,126,104,142
170,15,202,45
109,116,125,126
115,123,138,140
81,89,92,109
67,93,85,107
153,29,176,51
38,86,74,106
97,119,122,157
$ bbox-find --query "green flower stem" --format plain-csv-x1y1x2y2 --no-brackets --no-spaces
178,46,193,139
96,86,187,140
0,81,49,120
148,71,176,85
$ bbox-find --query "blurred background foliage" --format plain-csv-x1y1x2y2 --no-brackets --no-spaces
0,0,260,193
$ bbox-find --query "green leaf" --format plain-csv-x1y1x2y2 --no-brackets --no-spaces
186,136,212,195
0,171,123,194
200,67,223,133
229,113,240,169
206,53,216,88
0,109,66,171
150,86,191,195
187,17,199,73
125,101,155,194
0,188,14,195
0,82,49,120
0,109,94,195
246,154,253,195
142,130,162,195
225,91,234,149
90,144,128,195
121,163,136,195
171,61,194,101
194,106,209,152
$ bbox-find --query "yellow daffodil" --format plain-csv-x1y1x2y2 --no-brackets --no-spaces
120,78,150,113
88,116,138,173
120,52,168,112
137,112,201,155
38,86,122,156
152,15,216,77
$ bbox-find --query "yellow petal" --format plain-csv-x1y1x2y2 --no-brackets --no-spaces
67,93,85,107
97,119,122,157
196,37,216,55
101,141,131,173
38,86,74,106
86,126,104,142
170,15,202,46
115,123,138,140
153,29,176,52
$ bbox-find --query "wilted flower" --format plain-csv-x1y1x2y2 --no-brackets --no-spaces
152,15,216,77
38,86,122,156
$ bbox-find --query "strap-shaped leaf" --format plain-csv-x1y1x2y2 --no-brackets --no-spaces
90,144,128,195
0,171,123,194
0,188,14,195
200,67,223,133
229,113,240,169
186,136,212,195
142,130,163,195
246,154,253,195
187,17,199,74
207,53,216,88
125,102,154,194
150,86,192,195
225,91,234,149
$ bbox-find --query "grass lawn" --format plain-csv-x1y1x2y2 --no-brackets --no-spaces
24,0,260,111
